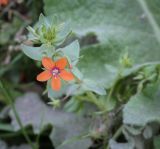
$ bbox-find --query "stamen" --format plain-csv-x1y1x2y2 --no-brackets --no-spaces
52,67,60,77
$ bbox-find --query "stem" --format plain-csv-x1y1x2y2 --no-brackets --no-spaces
106,71,121,103
105,125,123,149
75,92,106,111
86,92,106,111
104,68,123,149
0,81,37,149
35,107,45,147
137,0,160,43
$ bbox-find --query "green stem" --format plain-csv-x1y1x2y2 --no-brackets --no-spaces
35,107,45,147
0,81,37,149
75,92,106,111
105,125,123,149
104,68,123,149
106,71,121,103
86,92,106,111
137,0,160,43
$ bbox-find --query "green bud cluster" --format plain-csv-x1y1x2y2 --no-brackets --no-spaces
120,52,133,68
27,14,71,46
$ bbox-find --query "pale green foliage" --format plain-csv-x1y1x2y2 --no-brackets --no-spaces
27,14,71,45
57,40,80,66
21,45,43,61
10,93,92,149
19,0,160,148
123,83,160,126
44,0,160,88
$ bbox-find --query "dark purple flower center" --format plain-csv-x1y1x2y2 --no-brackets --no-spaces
51,67,60,76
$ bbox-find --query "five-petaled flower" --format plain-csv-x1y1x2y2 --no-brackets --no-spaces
37,57,74,91
0,0,8,6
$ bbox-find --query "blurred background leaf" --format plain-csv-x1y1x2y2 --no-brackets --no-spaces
44,0,160,88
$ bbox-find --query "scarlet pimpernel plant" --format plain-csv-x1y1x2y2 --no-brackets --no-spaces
21,14,106,108
19,10,160,149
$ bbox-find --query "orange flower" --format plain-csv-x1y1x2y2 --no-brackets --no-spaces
37,57,74,91
0,0,8,6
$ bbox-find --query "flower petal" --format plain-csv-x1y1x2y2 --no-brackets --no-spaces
0,0,8,5
60,70,74,81
42,57,55,70
37,70,52,81
51,76,61,91
56,57,68,69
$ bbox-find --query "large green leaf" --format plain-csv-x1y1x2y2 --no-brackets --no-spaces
146,0,160,25
78,41,123,87
44,0,160,87
9,93,92,149
82,79,106,95
123,84,160,126
44,0,153,43
44,0,160,54
57,40,80,65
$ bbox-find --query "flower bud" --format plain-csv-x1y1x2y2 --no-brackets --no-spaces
27,14,71,46
48,98,61,108
120,52,133,68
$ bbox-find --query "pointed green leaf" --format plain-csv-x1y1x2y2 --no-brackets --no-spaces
58,40,80,65
82,79,106,95
21,44,43,60
72,67,83,80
